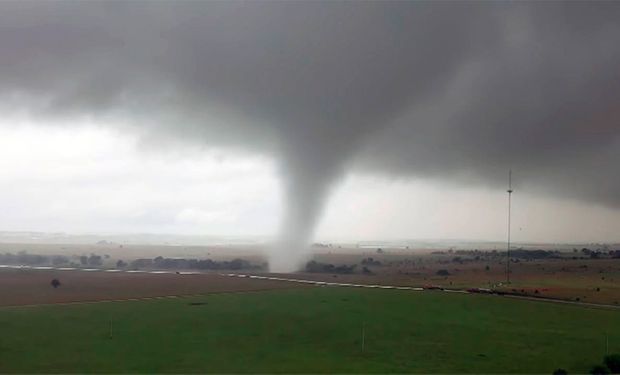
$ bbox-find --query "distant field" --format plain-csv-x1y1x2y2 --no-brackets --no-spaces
0,269,302,306
2,242,619,305
307,253,620,305
0,287,618,373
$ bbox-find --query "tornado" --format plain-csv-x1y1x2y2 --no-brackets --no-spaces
1,2,620,272
270,129,360,272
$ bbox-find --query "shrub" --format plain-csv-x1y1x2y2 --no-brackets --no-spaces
553,369,568,375
590,365,610,375
436,269,450,276
604,354,620,373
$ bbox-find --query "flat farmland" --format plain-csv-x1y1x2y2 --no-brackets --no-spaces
0,269,304,307
2,243,619,306
0,287,618,373
308,252,620,305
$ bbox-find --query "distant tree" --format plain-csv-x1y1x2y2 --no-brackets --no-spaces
51,255,69,266
116,260,127,268
79,255,88,265
591,365,610,375
604,354,620,373
51,279,61,288
553,369,568,375
436,269,450,276
361,257,381,266
485,265,490,271
130,258,154,269
228,258,245,270
305,260,356,274
88,254,102,266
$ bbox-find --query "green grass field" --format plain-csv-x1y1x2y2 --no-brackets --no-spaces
1,287,618,373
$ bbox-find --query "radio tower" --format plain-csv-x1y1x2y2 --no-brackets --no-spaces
506,170,513,284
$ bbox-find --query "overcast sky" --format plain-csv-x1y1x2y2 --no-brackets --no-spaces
0,1,619,247
1,117,618,243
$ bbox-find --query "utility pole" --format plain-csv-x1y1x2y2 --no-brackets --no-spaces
606,332,609,355
361,322,365,354
506,170,513,284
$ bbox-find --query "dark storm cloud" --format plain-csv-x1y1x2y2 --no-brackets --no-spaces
1,1,619,269
356,3,620,207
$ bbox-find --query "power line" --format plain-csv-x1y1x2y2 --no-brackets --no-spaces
506,170,513,284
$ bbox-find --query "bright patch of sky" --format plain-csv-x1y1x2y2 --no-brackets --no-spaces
1,119,619,243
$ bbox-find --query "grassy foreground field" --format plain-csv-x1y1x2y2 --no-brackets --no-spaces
0,287,618,373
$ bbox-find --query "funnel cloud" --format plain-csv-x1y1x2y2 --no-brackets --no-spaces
1,1,619,271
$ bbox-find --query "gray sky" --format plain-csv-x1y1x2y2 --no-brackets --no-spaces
0,1,619,249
